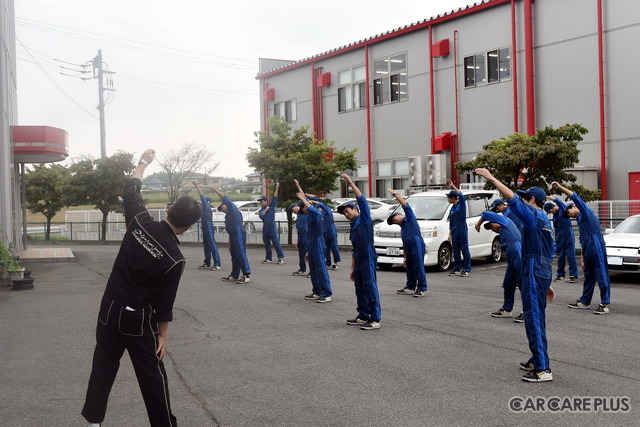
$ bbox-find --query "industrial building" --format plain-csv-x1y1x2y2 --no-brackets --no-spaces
256,0,640,201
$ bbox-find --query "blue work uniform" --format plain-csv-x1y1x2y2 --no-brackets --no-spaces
449,191,471,272
570,193,611,305
295,213,309,273
305,205,332,298
222,196,251,278
199,195,221,268
348,195,381,322
313,199,341,267
504,206,524,232
481,211,522,312
507,196,555,371
399,204,427,292
551,197,579,279
259,196,285,261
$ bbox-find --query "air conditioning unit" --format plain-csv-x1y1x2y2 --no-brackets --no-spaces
410,156,428,186
426,154,448,185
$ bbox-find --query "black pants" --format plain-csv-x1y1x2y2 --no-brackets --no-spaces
82,297,177,426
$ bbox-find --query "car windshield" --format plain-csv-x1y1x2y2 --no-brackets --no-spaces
613,217,640,234
396,196,450,220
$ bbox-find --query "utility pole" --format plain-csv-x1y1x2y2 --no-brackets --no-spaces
91,50,115,158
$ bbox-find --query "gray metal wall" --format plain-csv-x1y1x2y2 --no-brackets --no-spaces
259,0,640,200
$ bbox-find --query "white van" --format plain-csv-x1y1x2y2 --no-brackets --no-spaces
373,189,502,271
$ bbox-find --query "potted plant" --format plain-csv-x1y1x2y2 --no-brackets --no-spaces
0,241,25,280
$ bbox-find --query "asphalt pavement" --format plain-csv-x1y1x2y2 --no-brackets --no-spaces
1,243,639,426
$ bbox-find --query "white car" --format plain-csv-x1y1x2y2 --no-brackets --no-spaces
333,198,398,223
374,189,502,271
232,201,291,233
604,214,640,272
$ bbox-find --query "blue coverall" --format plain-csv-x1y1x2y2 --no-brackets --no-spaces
305,205,332,298
222,196,251,279
551,197,579,279
507,196,555,371
295,213,309,273
349,195,381,322
504,206,524,231
449,191,471,272
313,200,341,267
481,211,522,312
400,204,427,292
199,196,221,268
259,196,285,261
570,193,611,305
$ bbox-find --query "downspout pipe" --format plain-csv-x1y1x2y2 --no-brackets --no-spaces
511,0,519,133
597,0,608,200
311,64,317,138
524,0,535,135
429,26,436,153
365,46,373,197
453,30,459,180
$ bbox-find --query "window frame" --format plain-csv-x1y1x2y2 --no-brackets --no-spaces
464,47,511,88
338,65,366,113
373,52,408,106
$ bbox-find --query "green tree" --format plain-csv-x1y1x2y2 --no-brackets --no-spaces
456,123,600,201
247,116,358,243
67,151,135,241
24,164,71,240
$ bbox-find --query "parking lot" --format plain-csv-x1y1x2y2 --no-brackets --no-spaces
1,244,639,426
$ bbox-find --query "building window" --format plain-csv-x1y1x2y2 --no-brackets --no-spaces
273,99,297,122
373,53,408,106
338,65,366,113
464,47,510,88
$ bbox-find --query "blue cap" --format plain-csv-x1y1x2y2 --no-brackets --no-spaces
543,202,554,213
204,196,212,204
257,195,268,201
446,190,459,198
490,199,505,212
386,212,403,225
516,186,547,202
337,202,358,215
288,202,298,210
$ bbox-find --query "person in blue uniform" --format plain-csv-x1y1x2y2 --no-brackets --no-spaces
306,193,341,270
490,199,524,231
290,203,309,276
544,197,579,283
193,181,221,270
82,149,201,427
551,182,611,315
294,180,332,303
475,211,522,319
386,189,428,298
338,174,382,330
258,183,285,264
475,168,556,383
446,180,471,277
210,184,251,284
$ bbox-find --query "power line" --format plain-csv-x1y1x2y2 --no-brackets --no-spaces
16,37,98,119
16,18,259,71
18,0,302,58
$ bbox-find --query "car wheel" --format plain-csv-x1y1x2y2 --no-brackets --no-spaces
377,262,393,271
244,222,256,233
437,243,453,271
486,237,502,262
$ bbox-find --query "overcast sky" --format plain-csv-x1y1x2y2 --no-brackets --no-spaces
15,0,476,178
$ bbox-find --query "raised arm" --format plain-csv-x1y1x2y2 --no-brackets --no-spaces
388,189,407,207
132,149,155,181
209,184,225,200
475,168,515,200
551,181,574,198
341,174,362,198
273,182,280,198
192,181,204,198
447,179,460,193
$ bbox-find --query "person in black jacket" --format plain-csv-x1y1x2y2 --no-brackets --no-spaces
82,149,201,427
